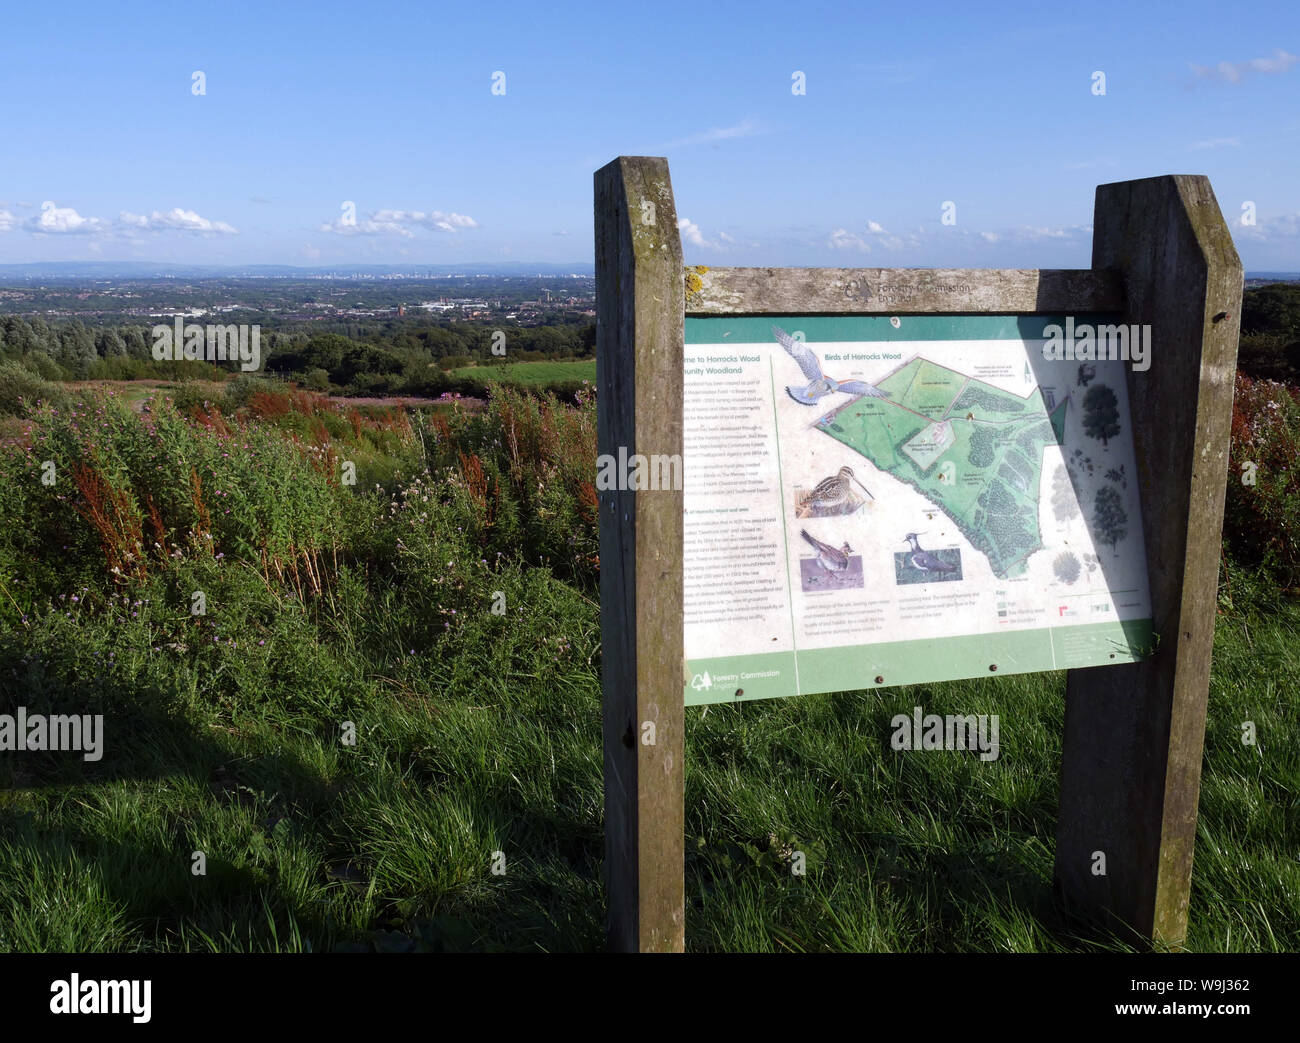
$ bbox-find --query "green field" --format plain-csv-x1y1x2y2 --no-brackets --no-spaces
450,360,595,387
0,371,1296,953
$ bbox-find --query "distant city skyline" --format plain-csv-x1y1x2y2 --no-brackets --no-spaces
3,0,1297,270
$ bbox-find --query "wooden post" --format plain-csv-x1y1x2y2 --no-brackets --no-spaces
594,156,686,952
1055,175,1243,946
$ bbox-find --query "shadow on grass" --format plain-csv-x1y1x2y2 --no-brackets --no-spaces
0,640,608,952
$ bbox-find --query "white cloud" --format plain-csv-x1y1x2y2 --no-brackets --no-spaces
823,221,1087,254
28,202,109,235
826,219,919,251
119,208,237,234
1190,137,1241,150
677,217,718,249
1018,226,1069,239
717,230,735,243
662,118,763,150
1234,211,1300,240
0,210,12,233
1190,49,1298,84
828,227,870,251
320,208,477,237
376,209,477,232
1010,224,1091,241
861,220,918,250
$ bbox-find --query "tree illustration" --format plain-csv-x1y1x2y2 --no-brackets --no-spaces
1053,551,1081,584
1092,486,1128,552
1082,384,1121,447
1051,465,1081,522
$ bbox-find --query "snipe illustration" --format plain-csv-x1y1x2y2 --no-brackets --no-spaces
797,465,875,516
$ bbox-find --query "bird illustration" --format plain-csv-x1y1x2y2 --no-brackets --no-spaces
902,532,959,575
797,465,875,516
800,528,854,579
773,326,891,405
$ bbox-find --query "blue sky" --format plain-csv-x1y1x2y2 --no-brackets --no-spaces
1,0,1296,269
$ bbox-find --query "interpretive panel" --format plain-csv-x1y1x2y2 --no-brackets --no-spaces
682,314,1153,705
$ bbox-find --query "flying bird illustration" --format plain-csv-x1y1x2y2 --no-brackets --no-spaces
773,326,891,405
902,532,959,575
800,528,854,578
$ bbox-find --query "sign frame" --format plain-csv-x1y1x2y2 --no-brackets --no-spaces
594,155,1242,951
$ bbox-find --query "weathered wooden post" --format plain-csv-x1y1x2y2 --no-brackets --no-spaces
594,156,1241,952
594,156,686,952
1055,175,1243,946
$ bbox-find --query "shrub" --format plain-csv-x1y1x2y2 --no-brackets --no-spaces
172,383,222,416
1223,374,1300,588
224,374,285,411
0,361,63,417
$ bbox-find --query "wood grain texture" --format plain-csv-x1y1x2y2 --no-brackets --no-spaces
1055,175,1243,947
594,156,685,952
684,266,1125,315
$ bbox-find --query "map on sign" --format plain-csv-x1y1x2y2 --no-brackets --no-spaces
817,354,1068,580
682,314,1153,706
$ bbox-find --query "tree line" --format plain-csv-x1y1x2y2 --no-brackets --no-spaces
0,314,595,393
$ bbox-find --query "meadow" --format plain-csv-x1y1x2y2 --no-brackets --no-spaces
0,364,1295,952
448,359,595,396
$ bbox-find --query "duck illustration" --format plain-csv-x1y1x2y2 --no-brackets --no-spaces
774,326,891,405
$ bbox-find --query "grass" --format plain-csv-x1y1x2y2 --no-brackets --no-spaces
1,581,1294,953
0,374,1295,953
449,359,595,386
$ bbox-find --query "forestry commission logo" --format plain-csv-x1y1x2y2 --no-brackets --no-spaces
1041,317,1151,372
151,317,261,371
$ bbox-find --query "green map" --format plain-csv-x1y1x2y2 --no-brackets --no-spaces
815,357,1068,579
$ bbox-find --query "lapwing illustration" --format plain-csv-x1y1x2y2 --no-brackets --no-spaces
800,528,854,580
774,326,891,405
902,532,959,575
797,465,875,516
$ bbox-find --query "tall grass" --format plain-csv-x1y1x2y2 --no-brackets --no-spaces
0,372,1296,952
